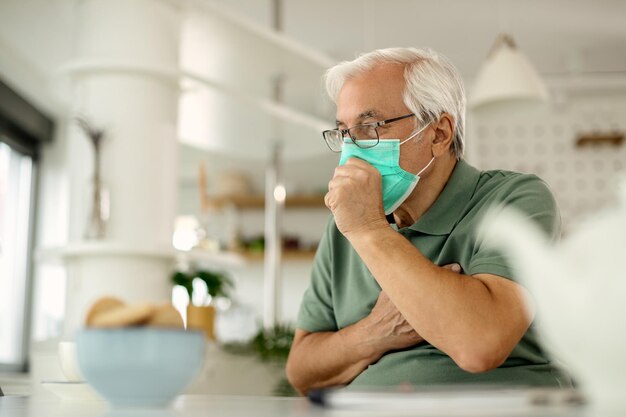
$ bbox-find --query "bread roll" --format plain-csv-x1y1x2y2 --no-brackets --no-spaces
146,304,184,329
90,302,155,328
85,297,125,326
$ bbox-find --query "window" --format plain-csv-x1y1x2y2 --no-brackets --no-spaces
0,140,34,370
0,78,53,371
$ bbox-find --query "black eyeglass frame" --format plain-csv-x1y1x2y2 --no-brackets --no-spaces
322,113,416,153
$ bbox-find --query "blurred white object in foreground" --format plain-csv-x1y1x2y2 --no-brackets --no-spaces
480,175,626,413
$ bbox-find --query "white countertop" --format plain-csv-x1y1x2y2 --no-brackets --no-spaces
2,394,311,417
0,392,591,417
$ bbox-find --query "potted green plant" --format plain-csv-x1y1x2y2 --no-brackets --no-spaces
171,268,234,340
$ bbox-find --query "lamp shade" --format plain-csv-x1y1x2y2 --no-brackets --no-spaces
470,34,548,109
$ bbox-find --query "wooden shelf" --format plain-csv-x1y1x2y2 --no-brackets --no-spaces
575,132,624,147
238,249,317,262
180,248,316,265
206,194,326,210
180,249,246,267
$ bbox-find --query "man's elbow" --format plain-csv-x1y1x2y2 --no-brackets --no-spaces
285,355,307,396
454,348,508,374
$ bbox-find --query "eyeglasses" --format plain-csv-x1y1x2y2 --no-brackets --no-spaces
322,113,416,153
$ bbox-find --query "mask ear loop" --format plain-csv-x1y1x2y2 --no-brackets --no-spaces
400,120,436,175
399,121,431,145
400,121,435,177
417,155,436,176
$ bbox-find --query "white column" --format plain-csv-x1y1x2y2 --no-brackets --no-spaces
263,143,284,329
59,0,181,336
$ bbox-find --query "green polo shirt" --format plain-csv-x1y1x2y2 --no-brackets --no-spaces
297,159,572,388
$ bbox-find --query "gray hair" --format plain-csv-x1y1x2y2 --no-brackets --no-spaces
324,47,466,159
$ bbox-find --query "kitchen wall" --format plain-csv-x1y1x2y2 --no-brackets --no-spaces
469,87,626,234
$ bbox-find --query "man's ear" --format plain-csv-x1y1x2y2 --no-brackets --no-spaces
431,113,455,157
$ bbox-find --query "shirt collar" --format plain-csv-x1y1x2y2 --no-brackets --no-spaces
407,159,480,235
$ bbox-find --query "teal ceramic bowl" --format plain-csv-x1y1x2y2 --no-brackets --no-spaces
76,328,205,407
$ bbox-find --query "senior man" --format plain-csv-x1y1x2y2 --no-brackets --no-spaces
286,47,571,395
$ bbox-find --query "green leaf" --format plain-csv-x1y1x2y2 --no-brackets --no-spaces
171,271,193,298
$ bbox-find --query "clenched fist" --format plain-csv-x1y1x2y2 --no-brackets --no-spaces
325,157,389,239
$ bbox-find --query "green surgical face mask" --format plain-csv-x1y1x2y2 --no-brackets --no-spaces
339,123,434,215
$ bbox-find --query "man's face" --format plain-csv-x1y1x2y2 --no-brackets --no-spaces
335,63,433,175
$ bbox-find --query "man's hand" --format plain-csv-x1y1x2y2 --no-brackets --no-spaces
362,291,424,354
325,157,388,238
363,263,462,355
286,292,420,395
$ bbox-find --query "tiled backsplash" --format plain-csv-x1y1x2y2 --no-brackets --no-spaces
469,91,626,233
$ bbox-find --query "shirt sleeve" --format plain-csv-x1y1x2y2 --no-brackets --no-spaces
467,174,561,280
296,217,339,332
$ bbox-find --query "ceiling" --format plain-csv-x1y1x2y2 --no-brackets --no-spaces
211,0,626,77
2,0,626,159
2,0,626,85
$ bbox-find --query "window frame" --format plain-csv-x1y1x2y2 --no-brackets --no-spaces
0,78,53,372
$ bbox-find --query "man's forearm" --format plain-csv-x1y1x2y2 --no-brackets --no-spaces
286,321,381,395
346,226,532,373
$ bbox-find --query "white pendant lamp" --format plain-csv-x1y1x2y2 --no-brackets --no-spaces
470,33,548,109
